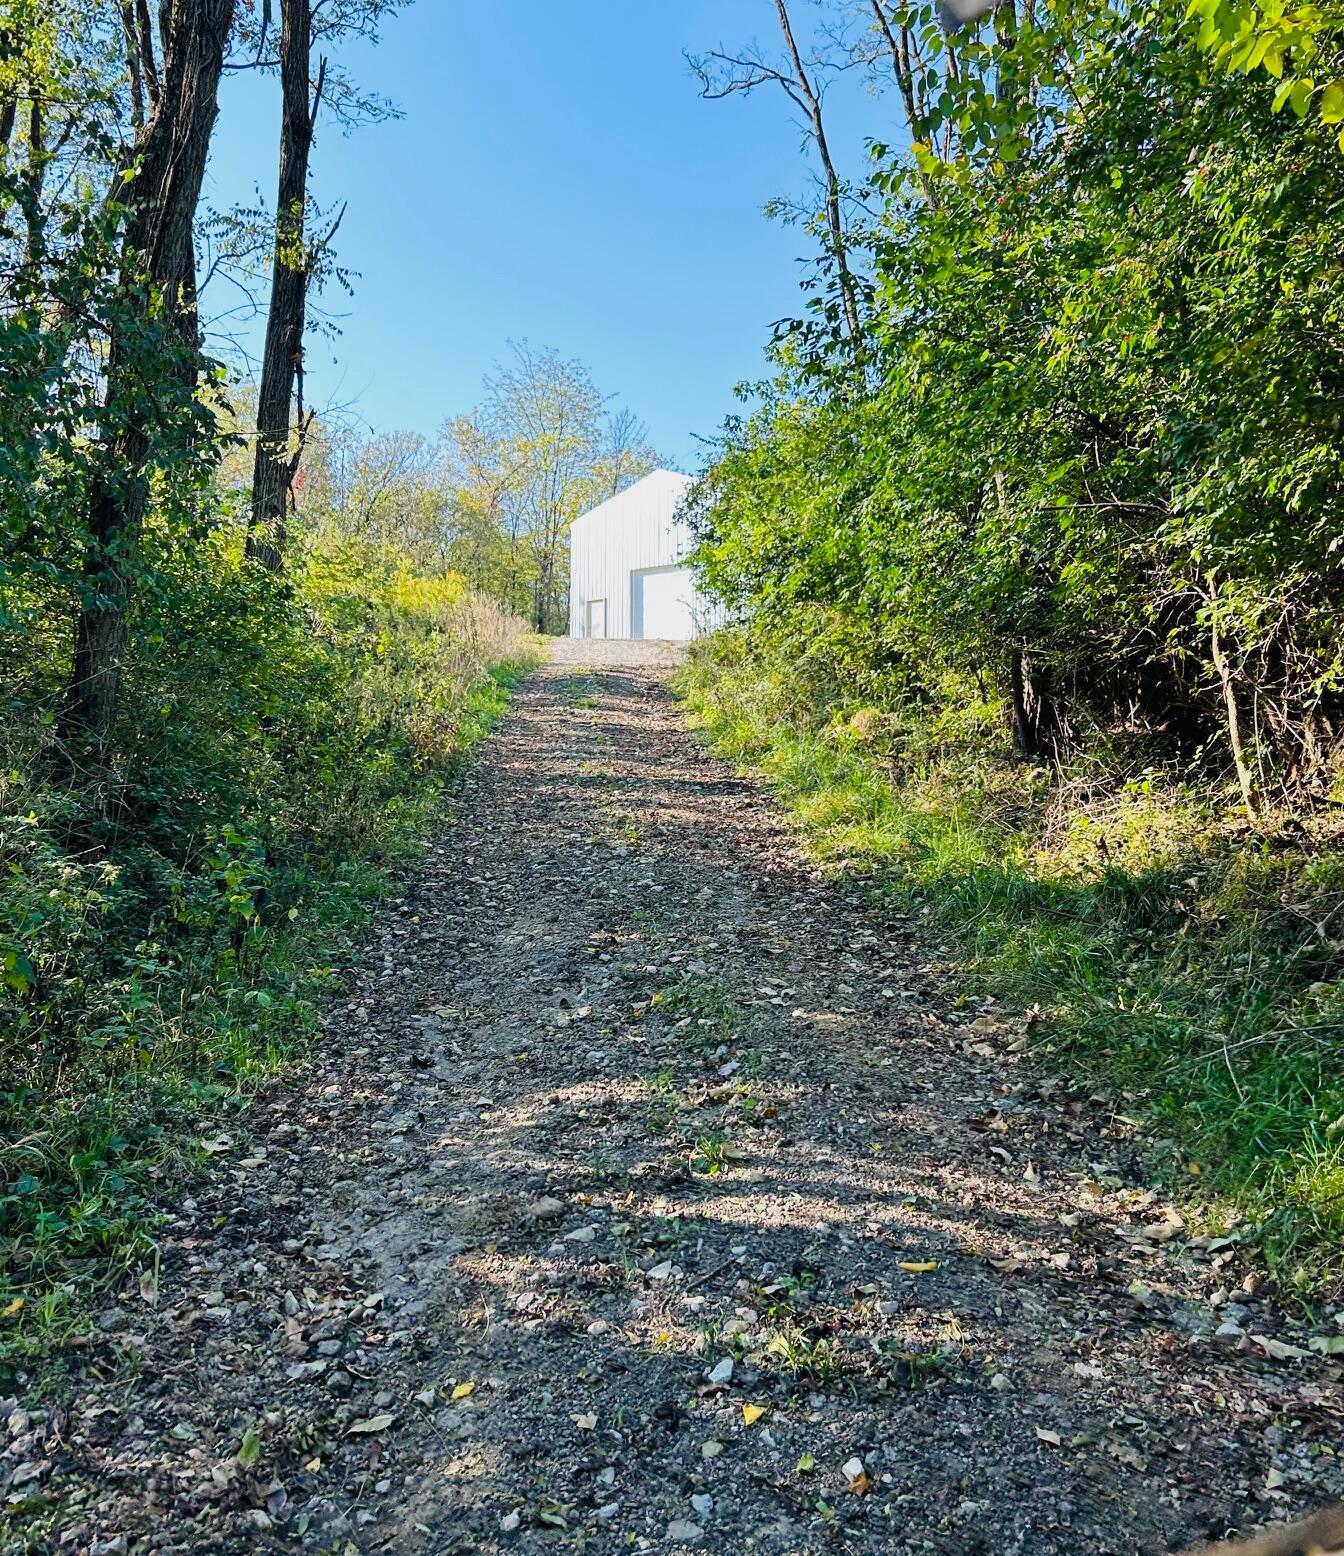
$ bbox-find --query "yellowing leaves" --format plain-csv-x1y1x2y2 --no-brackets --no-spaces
451,1381,476,1400
898,1260,938,1274
741,1403,767,1426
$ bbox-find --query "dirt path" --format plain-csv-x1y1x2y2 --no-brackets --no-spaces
8,662,1343,1556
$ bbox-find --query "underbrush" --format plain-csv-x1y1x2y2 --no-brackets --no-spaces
0,538,537,1371
677,631,1344,1283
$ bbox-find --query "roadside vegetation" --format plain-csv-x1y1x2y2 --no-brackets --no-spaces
1,536,534,1367
681,0,1344,1274
0,2,544,1367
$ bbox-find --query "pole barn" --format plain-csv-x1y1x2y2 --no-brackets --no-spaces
568,470,719,641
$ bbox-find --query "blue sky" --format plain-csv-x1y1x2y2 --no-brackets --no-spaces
204,2,882,472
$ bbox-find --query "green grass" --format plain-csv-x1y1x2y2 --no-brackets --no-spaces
0,658,533,1376
676,636,1344,1284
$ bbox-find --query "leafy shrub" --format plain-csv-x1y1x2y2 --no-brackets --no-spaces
0,515,533,1353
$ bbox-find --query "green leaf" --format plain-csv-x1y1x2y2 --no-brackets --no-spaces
1319,79,1344,124
1288,77,1315,117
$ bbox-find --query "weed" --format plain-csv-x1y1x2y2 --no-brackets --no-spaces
689,1133,730,1175
651,972,739,1049
763,1319,837,1380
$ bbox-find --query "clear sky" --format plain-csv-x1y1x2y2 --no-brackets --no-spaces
203,2,882,473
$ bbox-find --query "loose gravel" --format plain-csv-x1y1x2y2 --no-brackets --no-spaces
5,663,1342,1556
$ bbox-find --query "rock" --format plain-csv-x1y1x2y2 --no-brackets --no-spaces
842,1456,866,1481
667,1520,703,1544
690,1492,714,1515
596,1502,620,1523
565,1224,597,1244
989,1372,1012,1392
525,1196,565,1224
706,1357,734,1385
96,1308,127,1334
701,1439,724,1459
500,1510,521,1532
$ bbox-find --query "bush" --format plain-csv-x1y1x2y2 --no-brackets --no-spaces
0,519,534,1359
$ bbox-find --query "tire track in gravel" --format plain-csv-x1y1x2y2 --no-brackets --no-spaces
9,658,1343,1556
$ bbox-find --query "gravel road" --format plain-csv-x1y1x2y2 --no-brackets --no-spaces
8,662,1342,1556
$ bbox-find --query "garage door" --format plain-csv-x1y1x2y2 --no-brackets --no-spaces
632,566,696,640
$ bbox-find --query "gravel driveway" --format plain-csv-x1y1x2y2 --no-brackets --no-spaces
11,662,1342,1556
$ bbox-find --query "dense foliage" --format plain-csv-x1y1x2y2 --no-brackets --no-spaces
686,0,1344,1260
0,1,541,1356
696,0,1344,807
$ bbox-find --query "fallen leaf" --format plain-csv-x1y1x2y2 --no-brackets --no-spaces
237,1427,262,1467
741,1403,766,1425
452,1381,476,1400
347,1413,395,1435
898,1260,938,1274
1249,1334,1308,1361
574,1412,597,1430
796,1452,817,1473
1,1296,23,1319
1035,1428,1061,1447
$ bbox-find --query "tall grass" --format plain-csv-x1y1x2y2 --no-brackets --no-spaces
677,632,1344,1282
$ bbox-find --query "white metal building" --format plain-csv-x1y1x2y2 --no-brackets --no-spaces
568,469,717,640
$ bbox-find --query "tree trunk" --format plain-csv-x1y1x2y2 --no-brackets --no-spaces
1207,576,1259,822
65,0,234,743
1009,645,1057,760
248,0,317,573
772,0,861,340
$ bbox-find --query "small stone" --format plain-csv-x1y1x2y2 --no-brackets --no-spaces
525,1196,565,1223
596,1502,620,1523
706,1357,734,1385
989,1372,1012,1392
842,1456,866,1481
667,1520,703,1544
500,1511,521,1532
690,1493,713,1516
565,1225,597,1244
648,1260,675,1280
96,1308,127,1334
700,1439,724,1459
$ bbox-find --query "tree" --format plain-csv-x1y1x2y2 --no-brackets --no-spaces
483,343,647,634
246,0,408,572
65,0,235,742
690,0,863,340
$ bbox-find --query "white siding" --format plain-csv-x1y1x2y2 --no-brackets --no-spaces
568,470,720,640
